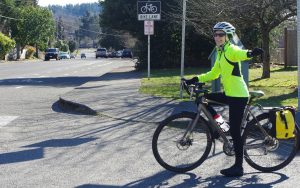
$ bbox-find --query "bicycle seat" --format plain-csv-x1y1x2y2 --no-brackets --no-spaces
249,90,265,99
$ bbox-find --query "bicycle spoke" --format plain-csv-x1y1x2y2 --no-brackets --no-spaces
152,112,212,172
243,113,299,172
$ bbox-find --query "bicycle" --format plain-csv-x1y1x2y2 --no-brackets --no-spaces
141,3,158,14
152,79,300,173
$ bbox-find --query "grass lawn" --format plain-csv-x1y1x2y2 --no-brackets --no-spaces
139,66,298,107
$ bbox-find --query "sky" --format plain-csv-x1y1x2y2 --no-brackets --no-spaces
38,0,99,7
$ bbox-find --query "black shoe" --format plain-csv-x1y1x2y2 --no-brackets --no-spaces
220,165,244,177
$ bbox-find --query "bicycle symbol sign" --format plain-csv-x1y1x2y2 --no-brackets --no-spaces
137,1,161,21
141,3,158,13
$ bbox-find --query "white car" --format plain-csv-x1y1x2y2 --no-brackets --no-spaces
58,52,70,60
96,48,107,58
70,54,76,59
116,50,123,57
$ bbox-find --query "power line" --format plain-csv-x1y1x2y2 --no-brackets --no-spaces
56,20,125,37
0,2,125,38
0,2,19,19
0,2,15,9
0,14,121,37
0,14,24,20
0,2,27,21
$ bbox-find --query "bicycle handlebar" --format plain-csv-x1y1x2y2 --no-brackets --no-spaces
181,78,209,98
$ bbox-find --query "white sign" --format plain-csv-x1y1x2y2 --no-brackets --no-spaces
138,14,161,21
137,1,161,21
144,20,154,35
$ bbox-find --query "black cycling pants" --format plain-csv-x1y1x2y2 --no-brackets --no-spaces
205,92,249,167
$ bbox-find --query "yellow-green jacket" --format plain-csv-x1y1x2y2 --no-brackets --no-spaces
197,41,250,97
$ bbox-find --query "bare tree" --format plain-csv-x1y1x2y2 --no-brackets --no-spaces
228,0,296,78
165,0,233,37
167,0,296,78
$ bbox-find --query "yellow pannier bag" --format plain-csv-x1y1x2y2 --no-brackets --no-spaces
269,107,296,139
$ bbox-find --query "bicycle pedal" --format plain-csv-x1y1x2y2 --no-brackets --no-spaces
213,131,220,139
217,137,224,143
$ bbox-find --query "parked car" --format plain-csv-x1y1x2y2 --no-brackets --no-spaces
116,50,123,58
44,48,59,61
111,51,117,58
81,53,86,59
70,54,76,59
107,52,112,58
58,52,70,60
122,49,133,58
96,48,107,58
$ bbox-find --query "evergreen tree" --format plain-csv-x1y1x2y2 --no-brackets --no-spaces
100,0,213,69
56,16,65,40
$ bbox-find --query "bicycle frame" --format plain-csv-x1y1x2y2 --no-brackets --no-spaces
180,97,231,144
180,81,271,151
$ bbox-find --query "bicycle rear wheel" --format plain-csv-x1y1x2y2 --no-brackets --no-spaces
243,113,299,172
152,112,212,173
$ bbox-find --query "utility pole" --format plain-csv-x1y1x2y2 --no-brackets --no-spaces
297,0,300,110
180,0,187,98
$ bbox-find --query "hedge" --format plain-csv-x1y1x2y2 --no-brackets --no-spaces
0,32,15,60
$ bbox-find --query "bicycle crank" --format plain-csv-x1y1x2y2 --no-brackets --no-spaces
223,142,235,156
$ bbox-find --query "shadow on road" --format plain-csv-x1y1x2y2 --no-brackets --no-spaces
75,170,289,187
0,69,141,87
0,148,43,165
23,138,97,148
0,77,97,87
0,138,96,165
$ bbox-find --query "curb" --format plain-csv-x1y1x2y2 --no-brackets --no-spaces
58,97,162,124
58,97,97,115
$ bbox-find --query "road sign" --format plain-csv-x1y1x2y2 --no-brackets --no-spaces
144,20,154,35
137,1,161,21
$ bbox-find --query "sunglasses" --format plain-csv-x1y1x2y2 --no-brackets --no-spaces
214,33,226,37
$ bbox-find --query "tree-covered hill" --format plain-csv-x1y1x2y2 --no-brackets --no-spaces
46,3,102,48
48,3,101,17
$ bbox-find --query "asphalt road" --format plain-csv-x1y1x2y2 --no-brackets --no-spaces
0,56,300,187
0,53,129,115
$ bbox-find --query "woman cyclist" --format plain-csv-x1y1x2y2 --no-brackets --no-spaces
185,22,263,177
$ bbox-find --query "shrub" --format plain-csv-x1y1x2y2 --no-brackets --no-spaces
25,46,36,59
55,40,69,52
0,32,15,60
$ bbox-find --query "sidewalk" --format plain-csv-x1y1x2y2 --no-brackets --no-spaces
58,62,228,123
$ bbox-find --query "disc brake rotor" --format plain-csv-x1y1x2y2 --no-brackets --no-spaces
176,137,193,150
264,137,279,151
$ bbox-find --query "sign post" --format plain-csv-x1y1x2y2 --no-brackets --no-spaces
138,1,161,79
144,20,154,79
297,0,300,119
180,0,187,98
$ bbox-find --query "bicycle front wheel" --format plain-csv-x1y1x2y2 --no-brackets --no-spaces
243,113,299,172
152,112,212,173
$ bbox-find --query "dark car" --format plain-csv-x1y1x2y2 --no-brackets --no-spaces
81,53,86,59
111,51,117,58
45,48,59,61
122,49,133,58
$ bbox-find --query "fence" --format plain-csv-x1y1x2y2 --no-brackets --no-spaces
273,28,297,66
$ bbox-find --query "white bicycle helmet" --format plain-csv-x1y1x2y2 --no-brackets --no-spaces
213,22,235,35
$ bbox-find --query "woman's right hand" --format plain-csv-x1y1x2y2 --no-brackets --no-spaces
184,77,199,85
